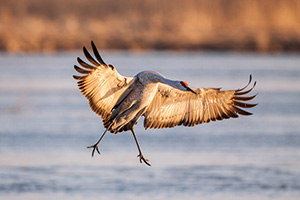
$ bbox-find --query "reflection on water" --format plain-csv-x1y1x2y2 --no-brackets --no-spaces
0,52,300,200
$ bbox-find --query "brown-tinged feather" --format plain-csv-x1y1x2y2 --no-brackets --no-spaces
235,81,256,95
77,57,95,69
74,65,91,74
91,41,107,65
234,95,257,101
233,101,258,108
236,75,252,92
233,106,253,115
83,46,100,66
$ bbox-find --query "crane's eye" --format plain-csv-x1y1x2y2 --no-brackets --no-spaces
180,81,188,88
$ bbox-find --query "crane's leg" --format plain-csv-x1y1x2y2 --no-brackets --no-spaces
131,128,151,166
87,127,110,157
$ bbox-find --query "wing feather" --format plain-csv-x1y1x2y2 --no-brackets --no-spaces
144,77,257,129
91,41,107,65
77,57,96,70
83,46,100,66
74,65,91,74
73,42,134,122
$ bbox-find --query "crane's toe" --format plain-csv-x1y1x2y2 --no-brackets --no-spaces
137,154,151,166
87,144,101,157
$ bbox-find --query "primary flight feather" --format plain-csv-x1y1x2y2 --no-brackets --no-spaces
73,41,257,166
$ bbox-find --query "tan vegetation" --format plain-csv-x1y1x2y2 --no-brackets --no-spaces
0,0,299,52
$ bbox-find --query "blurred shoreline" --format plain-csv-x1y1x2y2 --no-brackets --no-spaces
1,0,300,53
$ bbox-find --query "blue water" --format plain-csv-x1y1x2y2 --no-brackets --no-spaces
0,52,300,200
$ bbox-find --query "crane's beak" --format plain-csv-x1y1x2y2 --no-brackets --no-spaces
187,87,197,94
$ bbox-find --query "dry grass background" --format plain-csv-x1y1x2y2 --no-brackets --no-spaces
0,0,299,52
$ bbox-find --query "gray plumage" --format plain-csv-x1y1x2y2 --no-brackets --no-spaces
73,41,257,166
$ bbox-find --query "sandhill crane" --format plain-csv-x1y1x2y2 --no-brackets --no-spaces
73,41,257,166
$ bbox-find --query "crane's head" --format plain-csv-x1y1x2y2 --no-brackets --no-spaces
180,81,197,94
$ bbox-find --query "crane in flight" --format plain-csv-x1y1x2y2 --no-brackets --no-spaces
73,41,257,166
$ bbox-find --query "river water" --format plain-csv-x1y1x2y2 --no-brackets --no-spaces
0,51,300,200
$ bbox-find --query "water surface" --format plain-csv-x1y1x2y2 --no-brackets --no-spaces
0,52,300,200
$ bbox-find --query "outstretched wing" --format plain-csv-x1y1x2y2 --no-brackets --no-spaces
73,41,134,122
144,76,257,129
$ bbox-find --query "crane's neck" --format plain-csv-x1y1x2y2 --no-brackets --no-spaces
137,70,184,91
161,77,180,87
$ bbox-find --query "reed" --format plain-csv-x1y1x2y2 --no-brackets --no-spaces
0,0,299,52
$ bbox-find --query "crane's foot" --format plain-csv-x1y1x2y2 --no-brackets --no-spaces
137,154,151,166
87,143,101,157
